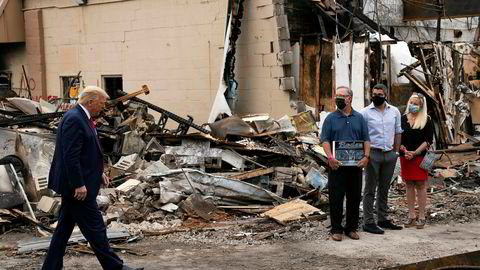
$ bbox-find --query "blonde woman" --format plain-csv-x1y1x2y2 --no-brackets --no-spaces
399,92,433,229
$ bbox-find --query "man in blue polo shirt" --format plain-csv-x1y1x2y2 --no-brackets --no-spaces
361,84,403,234
321,86,370,241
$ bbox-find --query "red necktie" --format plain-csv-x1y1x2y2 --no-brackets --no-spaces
88,118,96,129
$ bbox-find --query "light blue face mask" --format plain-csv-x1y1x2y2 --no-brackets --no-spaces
408,104,420,113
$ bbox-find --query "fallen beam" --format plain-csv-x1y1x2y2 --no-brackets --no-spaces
229,167,275,181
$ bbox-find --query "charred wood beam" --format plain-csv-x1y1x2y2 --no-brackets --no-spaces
122,95,210,134
338,2,397,40
0,112,65,127
303,0,358,37
399,52,435,74
399,72,437,102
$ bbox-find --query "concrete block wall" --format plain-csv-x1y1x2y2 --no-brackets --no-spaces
24,9,46,98
234,0,295,118
20,0,297,124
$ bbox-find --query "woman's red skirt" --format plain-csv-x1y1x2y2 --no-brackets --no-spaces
400,156,428,181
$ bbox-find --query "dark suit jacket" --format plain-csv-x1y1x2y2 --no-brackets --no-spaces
48,105,104,201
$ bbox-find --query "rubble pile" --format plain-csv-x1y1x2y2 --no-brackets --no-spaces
0,88,332,252
388,160,480,225
1,83,480,253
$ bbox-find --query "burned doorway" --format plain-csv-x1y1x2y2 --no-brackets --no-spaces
299,35,334,115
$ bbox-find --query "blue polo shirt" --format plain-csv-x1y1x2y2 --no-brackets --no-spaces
320,109,370,143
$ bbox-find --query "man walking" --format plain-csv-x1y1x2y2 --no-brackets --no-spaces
42,86,142,270
321,86,370,241
361,84,403,234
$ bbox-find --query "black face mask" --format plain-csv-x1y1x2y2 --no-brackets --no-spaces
336,98,346,110
372,96,385,107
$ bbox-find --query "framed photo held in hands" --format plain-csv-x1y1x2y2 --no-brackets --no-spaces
332,141,364,166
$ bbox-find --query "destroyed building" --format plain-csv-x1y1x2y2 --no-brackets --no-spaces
1,1,480,268
2,0,479,122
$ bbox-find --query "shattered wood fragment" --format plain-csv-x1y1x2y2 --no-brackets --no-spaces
10,209,54,233
261,199,324,224
229,167,275,181
399,52,435,74
400,72,436,101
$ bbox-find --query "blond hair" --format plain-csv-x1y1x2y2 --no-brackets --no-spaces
78,86,109,104
405,93,428,129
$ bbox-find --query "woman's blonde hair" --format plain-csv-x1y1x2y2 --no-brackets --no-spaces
405,93,428,129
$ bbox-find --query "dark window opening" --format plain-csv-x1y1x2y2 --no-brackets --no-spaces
102,75,123,99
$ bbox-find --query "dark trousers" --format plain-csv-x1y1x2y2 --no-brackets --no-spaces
41,196,123,270
328,166,363,234
363,149,397,225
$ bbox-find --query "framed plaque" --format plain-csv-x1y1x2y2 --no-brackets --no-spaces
332,141,364,166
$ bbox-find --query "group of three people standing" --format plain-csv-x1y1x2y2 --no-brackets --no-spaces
321,84,434,241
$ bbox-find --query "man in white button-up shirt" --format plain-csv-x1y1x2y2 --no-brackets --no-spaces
361,84,403,234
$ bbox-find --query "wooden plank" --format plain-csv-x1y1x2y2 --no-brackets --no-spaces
299,35,321,109
399,52,435,74
10,209,54,233
400,72,437,102
457,131,480,143
319,39,334,112
229,167,275,181
417,48,434,90
261,199,324,224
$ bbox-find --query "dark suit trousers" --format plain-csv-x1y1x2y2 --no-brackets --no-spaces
328,166,363,234
41,196,123,270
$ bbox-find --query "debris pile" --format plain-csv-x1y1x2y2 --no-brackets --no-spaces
388,157,480,225
1,82,480,254
0,89,331,253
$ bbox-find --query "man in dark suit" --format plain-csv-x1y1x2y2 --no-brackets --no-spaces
42,86,142,270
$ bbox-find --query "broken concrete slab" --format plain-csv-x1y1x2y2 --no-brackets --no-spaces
242,114,275,133
37,196,60,214
121,131,146,156
180,194,216,221
220,150,245,169
116,179,141,193
160,203,179,213
6,98,40,115
96,195,111,211
139,160,170,176
111,154,139,178
158,181,187,204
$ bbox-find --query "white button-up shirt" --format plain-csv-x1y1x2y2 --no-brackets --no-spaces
78,104,91,120
361,102,402,151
